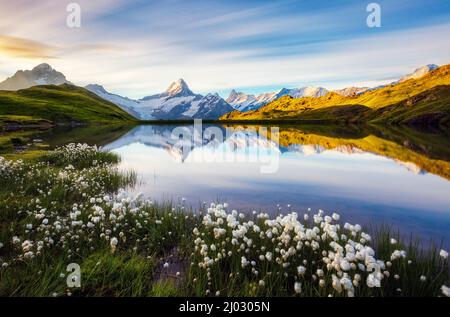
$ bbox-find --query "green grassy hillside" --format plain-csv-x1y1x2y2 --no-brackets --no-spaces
269,85,450,127
0,84,136,126
221,64,450,128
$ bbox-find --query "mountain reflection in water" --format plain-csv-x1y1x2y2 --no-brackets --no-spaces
101,124,450,247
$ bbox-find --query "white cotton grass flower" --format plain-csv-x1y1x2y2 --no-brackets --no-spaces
439,249,448,259
294,282,302,294
366,273,381,288
332,213,340,221
110,237,118,253
390,250,407,261
441,285,450,297
163,262,169,269
390,238,397,245
420,275,426,282
297,265,306,275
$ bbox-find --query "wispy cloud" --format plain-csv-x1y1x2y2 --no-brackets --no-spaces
0,35,57,59
0,0,449,98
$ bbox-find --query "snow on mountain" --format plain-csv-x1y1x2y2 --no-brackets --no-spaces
136,79,201,118
364,64,440,93
288,86,328,98
191,93,235,119
398,64,439,83
0,63,71,91
85,84,143,119
334,87,369,96
164,78,194,97
226,86,329,112
226,90,258,111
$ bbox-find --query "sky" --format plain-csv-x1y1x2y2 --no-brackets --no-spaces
0,0,449,99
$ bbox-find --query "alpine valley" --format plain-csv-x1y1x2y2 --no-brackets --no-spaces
0,63,449,127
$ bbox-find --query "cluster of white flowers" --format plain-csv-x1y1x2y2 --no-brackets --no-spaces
1,146,448,297
6,187,186,264
0,157,26,180
189,204,421,296
44,143,102,165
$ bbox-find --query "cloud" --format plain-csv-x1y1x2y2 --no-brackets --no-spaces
0,35,57,59
0,0,449,98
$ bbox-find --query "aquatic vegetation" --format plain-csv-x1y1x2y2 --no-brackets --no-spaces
0,144,448,297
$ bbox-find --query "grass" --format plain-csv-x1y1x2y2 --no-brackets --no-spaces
0,144,448,297
0,84,136,126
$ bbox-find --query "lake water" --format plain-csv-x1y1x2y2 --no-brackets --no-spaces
2,124,450,247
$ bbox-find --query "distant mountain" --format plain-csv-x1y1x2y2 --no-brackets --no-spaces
288,86,328,98
226,86,328,112
191,93,235,119
87,79,234,120
0,63,71,91
1,62,444,122
134,79,235,120
334,87,369,97
226,65,441,112
226,90,258,111
85,84,142,119
398,64,439,83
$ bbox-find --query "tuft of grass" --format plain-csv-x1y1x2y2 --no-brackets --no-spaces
150,281,184,297
75,251,156,297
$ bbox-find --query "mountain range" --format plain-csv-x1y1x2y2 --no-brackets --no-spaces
222,64,450,128
226,86,329,111
0,62,445,123
86,79,235,120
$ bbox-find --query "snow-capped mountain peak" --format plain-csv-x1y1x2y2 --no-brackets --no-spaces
333,86,369,96
0,63,71,91
398,64,439,83
226,86,329,112
165,78,194,97
226,89,257,111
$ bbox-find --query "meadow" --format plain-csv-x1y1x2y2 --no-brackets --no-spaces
0,144,448,297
